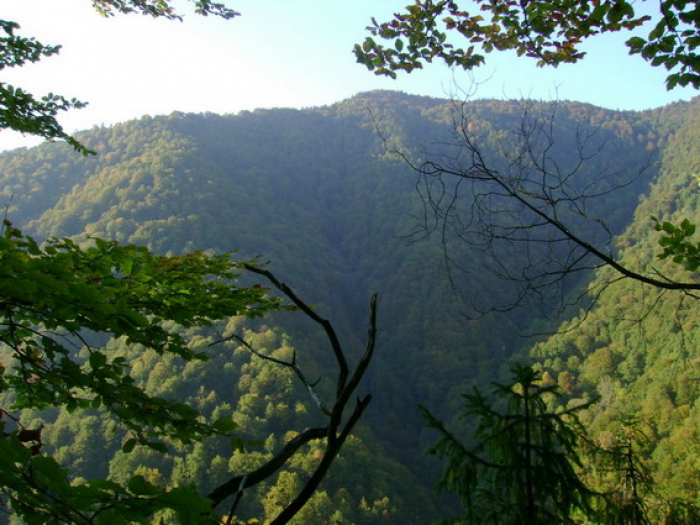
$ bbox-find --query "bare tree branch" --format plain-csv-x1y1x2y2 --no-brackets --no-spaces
398,99,698,320
206,267,378,525
213,333,331,416
244,265,349,398
206,426,328,507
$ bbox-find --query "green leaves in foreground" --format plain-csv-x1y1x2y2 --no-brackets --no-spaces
652,216,700,272
0,222,280,523
422,365,597,525
0,20,93,155
2,2,240,154
356,0,700,89
0,221,278,442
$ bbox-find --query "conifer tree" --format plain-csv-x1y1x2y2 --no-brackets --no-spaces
422,364,597,525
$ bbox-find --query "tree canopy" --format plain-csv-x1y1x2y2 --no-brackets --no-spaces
0,222,277,522
355,1,700,308
89,0,239,20
0,3,383,523
0,220,379,523
0,87,698,524
355,0,700,89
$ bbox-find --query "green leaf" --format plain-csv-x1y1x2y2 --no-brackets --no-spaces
212,416,238,433
145,441,168,454
89,351,107,370
127,475,161,496
122,438,137,453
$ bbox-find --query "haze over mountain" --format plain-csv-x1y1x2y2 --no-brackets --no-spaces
0,90,697,524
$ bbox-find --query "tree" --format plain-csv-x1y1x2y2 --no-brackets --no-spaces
584,420,700,525
591,423,655,525
421,364,598,525
1,20,91,154
1,1,238,156
355,0,700,89
423,365,700,525
393,99,700,318
2,2,379,522
0,222,378,523
355,0,700,310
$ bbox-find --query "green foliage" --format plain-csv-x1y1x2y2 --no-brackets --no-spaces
2,92,700,524
356,0,700,89
0,92,684,524
0,222,280,522
422,364,597,525
587,422,656,525
0,20,91,155
1,0,238,155
90,0,240,20
0,430,218,525
529,97,700,515
652,216,700,271
583,420,700,525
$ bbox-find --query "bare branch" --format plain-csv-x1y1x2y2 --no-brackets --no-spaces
206,426,328,507
402,99,698,320
215,332,331,416
269,292,377,524
206,269,378,525
244,265,348,397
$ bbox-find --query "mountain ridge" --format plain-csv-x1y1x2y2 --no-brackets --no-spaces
0,90,697,524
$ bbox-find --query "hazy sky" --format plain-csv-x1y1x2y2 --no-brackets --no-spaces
2,0,698,151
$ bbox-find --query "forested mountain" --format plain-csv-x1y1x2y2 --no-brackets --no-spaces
0,90,697,524
530,98,700,507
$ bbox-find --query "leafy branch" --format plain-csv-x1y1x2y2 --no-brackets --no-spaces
652,216,700,272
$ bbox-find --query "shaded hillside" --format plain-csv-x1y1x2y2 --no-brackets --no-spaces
0,90,684,524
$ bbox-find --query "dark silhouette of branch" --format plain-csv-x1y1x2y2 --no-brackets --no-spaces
207,426,328,507
245,265,349,398
206,267,378,524
213,333,331,415
269,395,372,525
398,99,699,320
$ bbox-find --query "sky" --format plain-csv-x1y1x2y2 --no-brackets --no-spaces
2,0,698,152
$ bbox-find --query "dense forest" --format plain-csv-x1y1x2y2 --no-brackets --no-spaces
0,90,698,524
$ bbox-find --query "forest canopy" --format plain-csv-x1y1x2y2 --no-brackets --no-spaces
0,2,381,523
1,0,699,523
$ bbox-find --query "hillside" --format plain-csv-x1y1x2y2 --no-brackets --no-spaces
530,97,700,507
0,90,695,524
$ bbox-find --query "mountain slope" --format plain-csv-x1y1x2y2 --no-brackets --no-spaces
1,90,693,523
531,98,700,506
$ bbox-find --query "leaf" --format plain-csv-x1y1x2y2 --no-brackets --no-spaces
122,438,137,453
212,416,238,433
145,441,168,454
158,487,216,525
89,351,107,370
128,475,161,496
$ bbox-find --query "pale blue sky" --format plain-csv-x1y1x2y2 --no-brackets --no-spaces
2,0,697,151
